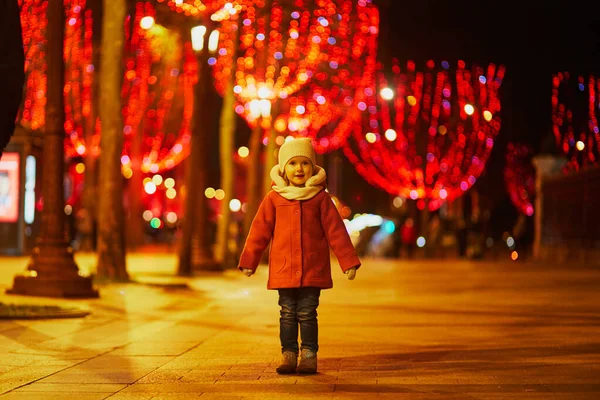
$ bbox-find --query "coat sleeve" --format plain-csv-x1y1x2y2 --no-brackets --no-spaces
319,192,361,272
238,193,276,271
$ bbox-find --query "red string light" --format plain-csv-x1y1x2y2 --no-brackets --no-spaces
19,1,196,174
64,0,97,158
121,2,195,174
214,1,324,105
343,59,505,211
213,0,379,154
551,72,599,171
504,143,535,216
275,0,379,154
18,0,48,132
158,0,245,18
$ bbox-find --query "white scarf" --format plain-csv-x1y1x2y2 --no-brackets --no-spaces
269,164,327,201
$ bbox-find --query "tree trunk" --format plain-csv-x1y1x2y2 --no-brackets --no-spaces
179,22,218,275
327,153,343,197
242,122,263,241
96,0,128,281
79,0,103,252
178,141,197,275
215,26,238,268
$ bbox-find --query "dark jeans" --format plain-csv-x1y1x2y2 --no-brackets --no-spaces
278,287,321,354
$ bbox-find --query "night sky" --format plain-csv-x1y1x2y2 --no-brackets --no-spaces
379,0,600,147
338,0,600,218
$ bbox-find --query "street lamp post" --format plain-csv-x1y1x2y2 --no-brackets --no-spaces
178,20,220,275
7,0,98,297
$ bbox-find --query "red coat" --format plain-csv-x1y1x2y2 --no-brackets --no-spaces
238,190,361,289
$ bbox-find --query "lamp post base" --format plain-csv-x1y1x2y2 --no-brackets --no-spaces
7,275,99,298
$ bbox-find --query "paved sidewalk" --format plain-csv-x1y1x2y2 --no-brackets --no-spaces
1,254,600,399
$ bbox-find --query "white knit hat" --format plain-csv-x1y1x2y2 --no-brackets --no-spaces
278,137,316,172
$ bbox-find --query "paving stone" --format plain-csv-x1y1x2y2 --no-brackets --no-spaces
1,257,600,399
103,394,153,400
110,341,200,357
37,368,155,384
0,393,107,400
12,383,126,392
77,356,175,370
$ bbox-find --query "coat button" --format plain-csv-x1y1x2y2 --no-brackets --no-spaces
294,210,300,215
296,271,301,276
296,229,300,234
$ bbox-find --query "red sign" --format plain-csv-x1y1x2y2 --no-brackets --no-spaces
0,153,20,223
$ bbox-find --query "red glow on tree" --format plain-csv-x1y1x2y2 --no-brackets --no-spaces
343,59,505,211
18,0,49,131
274,1,379,154
158,0,245,17
212,0,379,153
551,72,599,171
19,1,197,173
504,143,535,217
120,2,196,174
213,0,328,107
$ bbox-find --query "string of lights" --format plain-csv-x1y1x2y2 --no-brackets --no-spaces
551,72,599,171
503,143,535,216
272,0,379,154
18,0,49,132
213,0,379,154
19,0,197,174
157,0,245,18
342,59,505,211
19,0,510,218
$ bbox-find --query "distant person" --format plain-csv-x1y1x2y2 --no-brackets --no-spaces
456,218,468,257
238,138,360,375
0,0,25,159
400,217,417,258
426,214,442,258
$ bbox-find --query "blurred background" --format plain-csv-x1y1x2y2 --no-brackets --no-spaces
1,0,599,280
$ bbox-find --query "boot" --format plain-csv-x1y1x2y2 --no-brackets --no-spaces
275,350,298,374
296,349,317,374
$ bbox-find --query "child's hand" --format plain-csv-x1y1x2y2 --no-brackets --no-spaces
242,268,254,277
345,267,357,280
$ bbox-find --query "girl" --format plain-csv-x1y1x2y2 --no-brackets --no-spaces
238,137,361,374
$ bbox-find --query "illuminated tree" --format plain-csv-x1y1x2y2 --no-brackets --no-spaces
258,1,379,156
121,4,198,249
212,0,380,237
213,12,240,268
214,0,324,236
551,72,599,171
156,0,247,273
18,1,197,251
65,0,102,251
158,1,247,269
504,143,535,217
343,59,505,211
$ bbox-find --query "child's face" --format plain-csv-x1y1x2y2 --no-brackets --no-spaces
284,156,313,187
